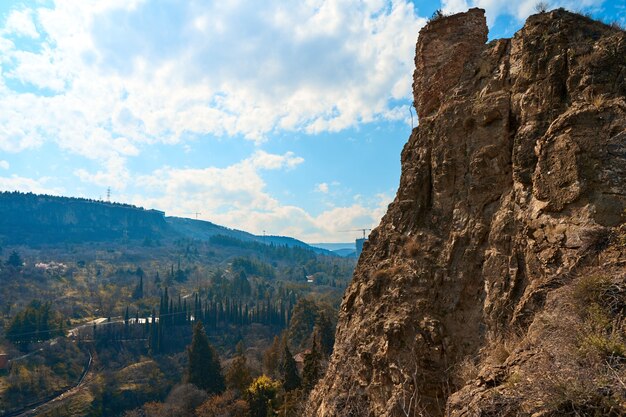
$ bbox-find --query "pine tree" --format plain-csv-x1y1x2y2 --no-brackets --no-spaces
149,309,158,354
280,340,301,391
302,336,321,393
187,321,225,394
225,341,252,394
6,250,23,268
315,312,335,357
124,306,130,337
132,274,144,299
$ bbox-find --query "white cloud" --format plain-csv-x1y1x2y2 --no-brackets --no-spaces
127,151,389,242
316,182,330,193
442,0,470,14
0,160,9,170
0,175,63,195
133,151,304,216
0,0,426,172
3,9,40,39
75,155,131,190
470,0,605,24
249,150,304,170
439,0,607,26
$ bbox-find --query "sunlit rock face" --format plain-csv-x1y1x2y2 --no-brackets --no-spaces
308,8,625,416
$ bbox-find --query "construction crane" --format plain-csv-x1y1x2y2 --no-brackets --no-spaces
339,228,372,239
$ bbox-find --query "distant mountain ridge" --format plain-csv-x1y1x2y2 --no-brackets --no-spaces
0,191,328,254
0,191,166,244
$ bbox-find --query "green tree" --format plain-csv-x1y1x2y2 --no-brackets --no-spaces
246,375,280,417
6,250,23,268
263,335,281,378
6,300,62,349
288,298,320,348
187,321,225,394
132,274,144,299
124,306,130,337
315,312,335,357
302,337,322,393
226,341,252,394
280,340,301,392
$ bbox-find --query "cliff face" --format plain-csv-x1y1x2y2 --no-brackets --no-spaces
0,192,167,244
309,8,625,416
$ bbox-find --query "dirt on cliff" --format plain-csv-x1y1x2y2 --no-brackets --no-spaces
308,8,625,417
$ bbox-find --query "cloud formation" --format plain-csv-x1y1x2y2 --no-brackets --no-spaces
127,150,389,242
442,0,606,24
316,183,330,194
0,175,63,195
0,1,424,152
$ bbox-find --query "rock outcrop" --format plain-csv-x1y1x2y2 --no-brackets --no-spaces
308,8,625,416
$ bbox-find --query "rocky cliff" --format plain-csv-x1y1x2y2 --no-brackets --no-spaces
308,8,625,416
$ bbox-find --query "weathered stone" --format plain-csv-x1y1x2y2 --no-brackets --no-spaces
308,8,625,417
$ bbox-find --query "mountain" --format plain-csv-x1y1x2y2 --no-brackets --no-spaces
165,216,259,242
309,243,355,251
309,8,625,416
309,242,357,257
261,236,333,255
331,248,357,258
0,192,327,254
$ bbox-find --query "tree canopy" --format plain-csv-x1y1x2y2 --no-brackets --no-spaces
187,321,225,394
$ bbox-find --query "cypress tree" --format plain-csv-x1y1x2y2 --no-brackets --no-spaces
187,321,225,394
302,336,321,393
315,312,335,357
144,314,149,335
124,306,130,338
149,309,157,353
132,274,144,299
6,250,23,268
280,340,301,391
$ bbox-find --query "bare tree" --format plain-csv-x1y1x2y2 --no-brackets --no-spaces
535,1,550,13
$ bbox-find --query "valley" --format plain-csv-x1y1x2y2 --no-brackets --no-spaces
0,192,355,416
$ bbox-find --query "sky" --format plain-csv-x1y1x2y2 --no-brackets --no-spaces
0,1,624,243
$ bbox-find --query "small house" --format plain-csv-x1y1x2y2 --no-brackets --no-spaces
293,349,311,373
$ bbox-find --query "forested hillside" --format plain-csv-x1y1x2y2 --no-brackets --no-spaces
0,193,355,416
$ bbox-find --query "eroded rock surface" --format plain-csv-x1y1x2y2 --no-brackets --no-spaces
308,8,625,416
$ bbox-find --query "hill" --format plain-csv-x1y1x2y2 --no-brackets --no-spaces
0,191,327,254
0,192,167,245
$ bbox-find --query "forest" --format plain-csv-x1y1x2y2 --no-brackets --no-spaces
0,229,355,416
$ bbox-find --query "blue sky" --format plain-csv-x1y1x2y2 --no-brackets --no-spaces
0,0,624,242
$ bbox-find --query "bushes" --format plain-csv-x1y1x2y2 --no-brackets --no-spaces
573,275,625,362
